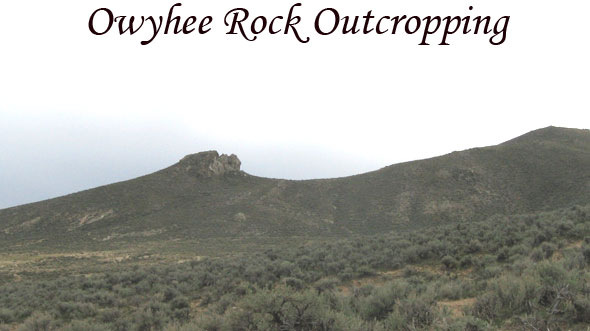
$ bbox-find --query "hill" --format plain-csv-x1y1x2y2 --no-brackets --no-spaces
1,126,589,250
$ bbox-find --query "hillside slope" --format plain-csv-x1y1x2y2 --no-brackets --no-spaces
1,126,589,249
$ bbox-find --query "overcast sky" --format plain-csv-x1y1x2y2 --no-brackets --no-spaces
0,0,588,209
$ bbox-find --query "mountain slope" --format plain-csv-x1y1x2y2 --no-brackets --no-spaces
1,126,589,249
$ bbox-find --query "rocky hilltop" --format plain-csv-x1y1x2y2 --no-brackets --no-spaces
177,151,242,177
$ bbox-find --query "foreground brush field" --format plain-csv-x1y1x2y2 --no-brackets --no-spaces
1,205,590,330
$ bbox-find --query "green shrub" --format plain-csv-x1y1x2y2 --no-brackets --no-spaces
170,297,190,321
540,242,557,259
460,256,473,268
62,320,110,331
313,278,339,295
131,301,169,331
467,240,483,254
472,275,537,321
284,277,305,290
387,296,436,329
359,288,397,320
530,247,544,262
0,309,14,324
471,292,499,321
582,246,590,263
17,312,56,331
96,308,120,324
442,316,490,331
442,256,459,270
535,262,566,287
573,296,590,323
436,281,463,301
496,247,510,262
55,302,97,320
184,313,224,331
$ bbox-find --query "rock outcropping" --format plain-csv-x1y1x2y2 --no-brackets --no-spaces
178,151,241,177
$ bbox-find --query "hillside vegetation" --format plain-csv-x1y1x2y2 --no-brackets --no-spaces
1,126,590,330
1,126,590,251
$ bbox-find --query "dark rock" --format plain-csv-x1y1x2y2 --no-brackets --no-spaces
178,151,241,177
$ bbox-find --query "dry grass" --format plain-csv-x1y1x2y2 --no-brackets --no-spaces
438,297,477,318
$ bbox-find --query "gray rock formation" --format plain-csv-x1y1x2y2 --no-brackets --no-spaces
178,151,241,177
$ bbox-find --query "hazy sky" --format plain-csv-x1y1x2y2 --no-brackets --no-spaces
0,0,588,209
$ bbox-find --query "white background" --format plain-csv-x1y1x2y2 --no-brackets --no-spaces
0,0,588,208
